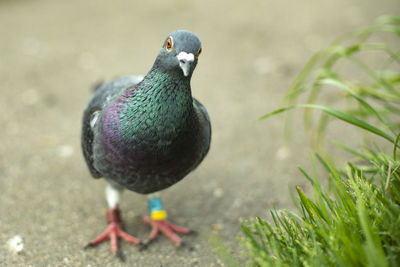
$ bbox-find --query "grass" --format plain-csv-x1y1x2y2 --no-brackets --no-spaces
239,15,400,267
260,15,400,149
242,150,400,266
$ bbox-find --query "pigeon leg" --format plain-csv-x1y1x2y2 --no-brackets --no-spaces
142,194,191,246
85,182,141,255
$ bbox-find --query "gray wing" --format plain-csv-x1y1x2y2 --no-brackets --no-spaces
193,97,211,161
81,76,144,178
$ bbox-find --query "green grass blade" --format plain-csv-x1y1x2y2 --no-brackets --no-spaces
354,184,389,267
320,78,392,129
258,106,296,120
360,43,400,64
298,104,395,144
262,103,396,144
284,52,324,102
332,141,369,160
393,132,400,161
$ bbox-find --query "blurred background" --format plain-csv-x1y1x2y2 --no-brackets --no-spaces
0,0,398,265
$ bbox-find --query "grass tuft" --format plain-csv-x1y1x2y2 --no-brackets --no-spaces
240,15,400,267
242,150,400,266
270,15,400,149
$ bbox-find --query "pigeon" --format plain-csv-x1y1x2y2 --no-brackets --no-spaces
81,30,211,256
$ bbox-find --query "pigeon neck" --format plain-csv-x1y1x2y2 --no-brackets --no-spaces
110,67,195,145
138,67,193,113
146,66,191,85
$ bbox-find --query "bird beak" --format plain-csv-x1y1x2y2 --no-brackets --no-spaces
177,51,195,77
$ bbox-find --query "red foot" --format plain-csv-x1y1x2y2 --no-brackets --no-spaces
142,216,191,246
85,206,141,255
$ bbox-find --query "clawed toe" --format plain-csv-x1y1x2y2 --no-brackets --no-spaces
142,216,191,246
85,206,141,256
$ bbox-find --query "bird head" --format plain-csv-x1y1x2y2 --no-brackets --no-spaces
154,30,202,78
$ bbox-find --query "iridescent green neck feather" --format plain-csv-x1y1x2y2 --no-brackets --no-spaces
117,68,194,144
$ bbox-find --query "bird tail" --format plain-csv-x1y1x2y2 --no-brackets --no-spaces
90,80,105,93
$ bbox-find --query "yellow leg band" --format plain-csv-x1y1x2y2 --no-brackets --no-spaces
151,210,167,221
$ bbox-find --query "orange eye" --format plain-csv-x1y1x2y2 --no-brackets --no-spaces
196,47,202,58
165,37,173,51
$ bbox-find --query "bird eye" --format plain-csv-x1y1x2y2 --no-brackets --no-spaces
196,47,202,58
165,37,174,52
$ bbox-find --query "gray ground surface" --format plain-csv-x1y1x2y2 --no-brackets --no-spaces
0,0,398,266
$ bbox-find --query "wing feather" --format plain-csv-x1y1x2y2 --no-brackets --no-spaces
81,76,143,178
